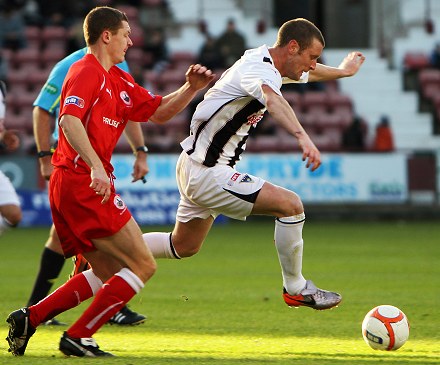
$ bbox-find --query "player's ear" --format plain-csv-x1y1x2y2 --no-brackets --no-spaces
102,30,111,44
288,40,299,54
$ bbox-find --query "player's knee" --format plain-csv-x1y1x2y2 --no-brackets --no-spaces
145,258,157,276
279,193,303,217
177,245,200,258
138,257,157,282
46,229,63,253
172,234,203,258
173,239,202,257
50,229,61,245
4,209,22,227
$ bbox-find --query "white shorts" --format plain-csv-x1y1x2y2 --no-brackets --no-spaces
176,152,265,222
0,170,20,206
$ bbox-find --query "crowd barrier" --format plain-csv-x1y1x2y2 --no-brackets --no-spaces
1,152,437,226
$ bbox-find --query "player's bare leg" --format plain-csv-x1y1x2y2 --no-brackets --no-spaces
57,218,156,357
172,217,214,257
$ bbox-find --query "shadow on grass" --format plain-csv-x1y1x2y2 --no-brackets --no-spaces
0,353,436,365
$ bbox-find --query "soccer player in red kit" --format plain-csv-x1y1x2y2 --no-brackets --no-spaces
6,6,214,357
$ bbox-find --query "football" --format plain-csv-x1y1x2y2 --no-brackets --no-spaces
361,305,410,351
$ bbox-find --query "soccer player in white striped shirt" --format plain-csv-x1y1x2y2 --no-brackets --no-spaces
143,18,365,310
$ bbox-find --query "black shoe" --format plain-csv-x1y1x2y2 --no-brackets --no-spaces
108,305,146,326
43,317,67,326
5,308,36,356
59,332,114,357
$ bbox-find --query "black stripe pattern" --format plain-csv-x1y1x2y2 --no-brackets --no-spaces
190,98,264,168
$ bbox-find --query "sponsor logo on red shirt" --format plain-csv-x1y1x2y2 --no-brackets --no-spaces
64,96,85,108
103,117,121,128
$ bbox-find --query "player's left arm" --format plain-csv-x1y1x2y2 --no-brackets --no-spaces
123,121,149,182
308,51,365,82
150,64,214,124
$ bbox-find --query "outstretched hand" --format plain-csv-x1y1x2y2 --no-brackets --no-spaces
297,133,321,171
338,51,365,77
186,64,215,91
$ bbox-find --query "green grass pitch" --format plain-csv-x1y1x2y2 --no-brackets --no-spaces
0,218,439,364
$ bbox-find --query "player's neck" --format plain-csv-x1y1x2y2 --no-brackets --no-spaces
88,47,113,72
268,47,284,75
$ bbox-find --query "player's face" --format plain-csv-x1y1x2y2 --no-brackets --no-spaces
285,38,323,80
109,21,133,64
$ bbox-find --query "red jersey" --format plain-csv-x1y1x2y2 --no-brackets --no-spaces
53,54,162,174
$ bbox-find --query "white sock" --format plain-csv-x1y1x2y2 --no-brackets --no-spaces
0,216,12,235
0,217,7,235
83,269,104,295
274,213,307,295
115,268,145,293
142,232,181,259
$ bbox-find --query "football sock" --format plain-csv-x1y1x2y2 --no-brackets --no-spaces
27,247,65,306
28,271,97,328
274,213,307,295
0,217,6,234
67,268,143,338
142,232,181,259
0,216,13,234
82,269,104,295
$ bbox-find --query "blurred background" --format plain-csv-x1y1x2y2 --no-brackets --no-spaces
1,0,440,226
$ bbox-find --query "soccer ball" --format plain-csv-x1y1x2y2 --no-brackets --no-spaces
361,305,409,351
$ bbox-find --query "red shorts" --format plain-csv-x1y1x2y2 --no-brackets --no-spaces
49,167,132,258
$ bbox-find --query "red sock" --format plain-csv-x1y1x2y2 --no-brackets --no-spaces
67,274,137,338
29,273,94,328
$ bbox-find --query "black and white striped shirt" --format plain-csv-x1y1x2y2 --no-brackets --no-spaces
181,45,308,168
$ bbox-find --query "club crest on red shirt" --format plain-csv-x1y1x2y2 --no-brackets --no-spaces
120,91,132,106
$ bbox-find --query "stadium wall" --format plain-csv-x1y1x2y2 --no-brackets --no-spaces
0,152,438,226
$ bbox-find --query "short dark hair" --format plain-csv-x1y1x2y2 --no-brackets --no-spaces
83,6,128,46
275,18,325,51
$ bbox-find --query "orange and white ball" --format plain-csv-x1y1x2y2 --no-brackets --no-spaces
362,305,409,351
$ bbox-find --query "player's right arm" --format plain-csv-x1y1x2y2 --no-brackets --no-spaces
59,114,110,204
33,106,54,180
262,84,321,171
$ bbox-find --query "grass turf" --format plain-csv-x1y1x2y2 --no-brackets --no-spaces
0,219,439,364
